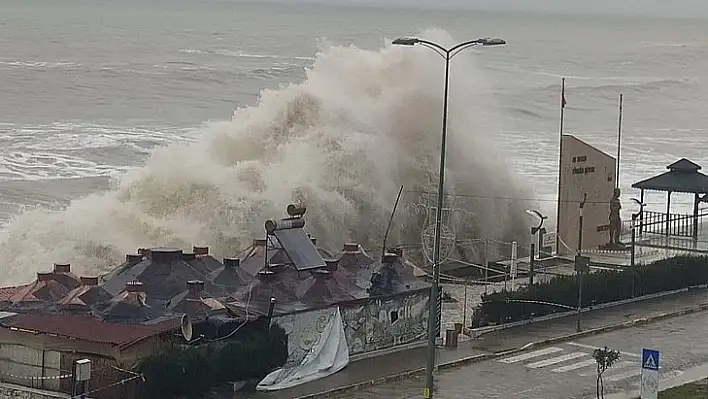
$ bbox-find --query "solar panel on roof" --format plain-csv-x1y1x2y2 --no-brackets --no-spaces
273,227,326,271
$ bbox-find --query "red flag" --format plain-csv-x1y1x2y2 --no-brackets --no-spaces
561,78,567,108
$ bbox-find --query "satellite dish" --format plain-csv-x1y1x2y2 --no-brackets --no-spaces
180,314,193,342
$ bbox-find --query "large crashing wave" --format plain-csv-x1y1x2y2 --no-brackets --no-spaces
0,29,534,284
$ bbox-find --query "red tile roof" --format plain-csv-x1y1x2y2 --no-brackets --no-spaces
0,285,28,302
9,280,69,303
0,314,180,349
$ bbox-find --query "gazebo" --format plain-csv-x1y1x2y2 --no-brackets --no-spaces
631,158,708,239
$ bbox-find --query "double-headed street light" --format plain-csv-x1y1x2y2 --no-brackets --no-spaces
526,210,548,291
393,35,506,399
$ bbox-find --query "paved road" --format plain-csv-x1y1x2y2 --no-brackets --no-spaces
343,310,708,398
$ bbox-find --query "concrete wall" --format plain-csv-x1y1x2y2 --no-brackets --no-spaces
0,345,61,391
557,135,617,256
340,290,429,356
273,290,429,358
0,382,68,399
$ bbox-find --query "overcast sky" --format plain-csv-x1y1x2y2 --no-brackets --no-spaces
282,0,708,18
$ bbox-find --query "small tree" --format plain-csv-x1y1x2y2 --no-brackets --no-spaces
592,346,620,399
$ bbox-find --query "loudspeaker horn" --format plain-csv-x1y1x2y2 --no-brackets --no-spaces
180,314,193,342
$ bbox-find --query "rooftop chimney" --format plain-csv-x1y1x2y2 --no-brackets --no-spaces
193,246,209,256
314,269,332,280
382,253,399,264
149,248,183,263
37,272,53,282
187,280,205,298
253,238,267,247
80,276,99,286
126,254,143,265
182,252,196,261
54,263,71,274
223,257,240,268
325,259,339,271
125,281,144,293
343,243,359,253
267,263,286,273
258,269,275,280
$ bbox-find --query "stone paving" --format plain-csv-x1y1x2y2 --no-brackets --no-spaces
251,288,708,399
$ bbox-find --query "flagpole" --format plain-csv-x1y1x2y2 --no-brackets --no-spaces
555,78,566,255
616,93,623,189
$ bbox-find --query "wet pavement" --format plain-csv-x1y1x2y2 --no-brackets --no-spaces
250,288,708,399
344,303,708,398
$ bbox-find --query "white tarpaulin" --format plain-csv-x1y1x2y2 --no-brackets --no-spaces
256,306,349,391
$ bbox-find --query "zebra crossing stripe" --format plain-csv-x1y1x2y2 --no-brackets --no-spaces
526,352,588,368
566,342,639,358
580,361,634,377
552,359,597,373
605,368,641,382
498,347,564,364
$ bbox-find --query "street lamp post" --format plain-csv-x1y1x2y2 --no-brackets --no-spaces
526,210,548,294
576,193,587,332
393,36,505,399
630,198,645,298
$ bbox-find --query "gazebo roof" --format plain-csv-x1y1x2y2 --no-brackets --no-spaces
632,158,708,194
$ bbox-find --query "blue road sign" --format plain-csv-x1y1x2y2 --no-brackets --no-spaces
641,348,660,371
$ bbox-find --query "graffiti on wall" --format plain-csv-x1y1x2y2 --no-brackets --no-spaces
341,290,428,355
272,307,337,367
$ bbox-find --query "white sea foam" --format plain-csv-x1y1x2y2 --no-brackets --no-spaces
0,28,532,284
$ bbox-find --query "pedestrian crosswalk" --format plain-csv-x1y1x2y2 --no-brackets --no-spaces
497,344,673,385
526,352,587,368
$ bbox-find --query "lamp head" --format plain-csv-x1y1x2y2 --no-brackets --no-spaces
479,37,506,46
392,37,419,46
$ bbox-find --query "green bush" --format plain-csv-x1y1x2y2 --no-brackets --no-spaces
479,256,708,324
137,322,288,399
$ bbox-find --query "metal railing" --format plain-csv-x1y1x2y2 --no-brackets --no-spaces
621,210,708,238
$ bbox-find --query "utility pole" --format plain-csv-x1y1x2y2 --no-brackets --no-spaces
484,239,489,295
529,229,536,291
576,193,587,332
631,213,637,298
630,198,645,299
510,241,518,291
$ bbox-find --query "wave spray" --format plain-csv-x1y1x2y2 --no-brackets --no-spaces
0,29,533,284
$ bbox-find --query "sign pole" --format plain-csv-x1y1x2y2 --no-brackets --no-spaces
640,348,660,399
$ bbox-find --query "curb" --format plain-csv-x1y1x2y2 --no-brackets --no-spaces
467,287,694,338
293,302,708,399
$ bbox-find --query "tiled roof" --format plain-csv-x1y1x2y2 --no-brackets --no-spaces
0,314,180,349
0,285,28,302
10,280,69,303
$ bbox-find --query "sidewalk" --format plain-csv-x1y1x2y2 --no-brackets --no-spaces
252,288,708,399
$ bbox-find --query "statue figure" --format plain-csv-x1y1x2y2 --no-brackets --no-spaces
609,188,622,245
